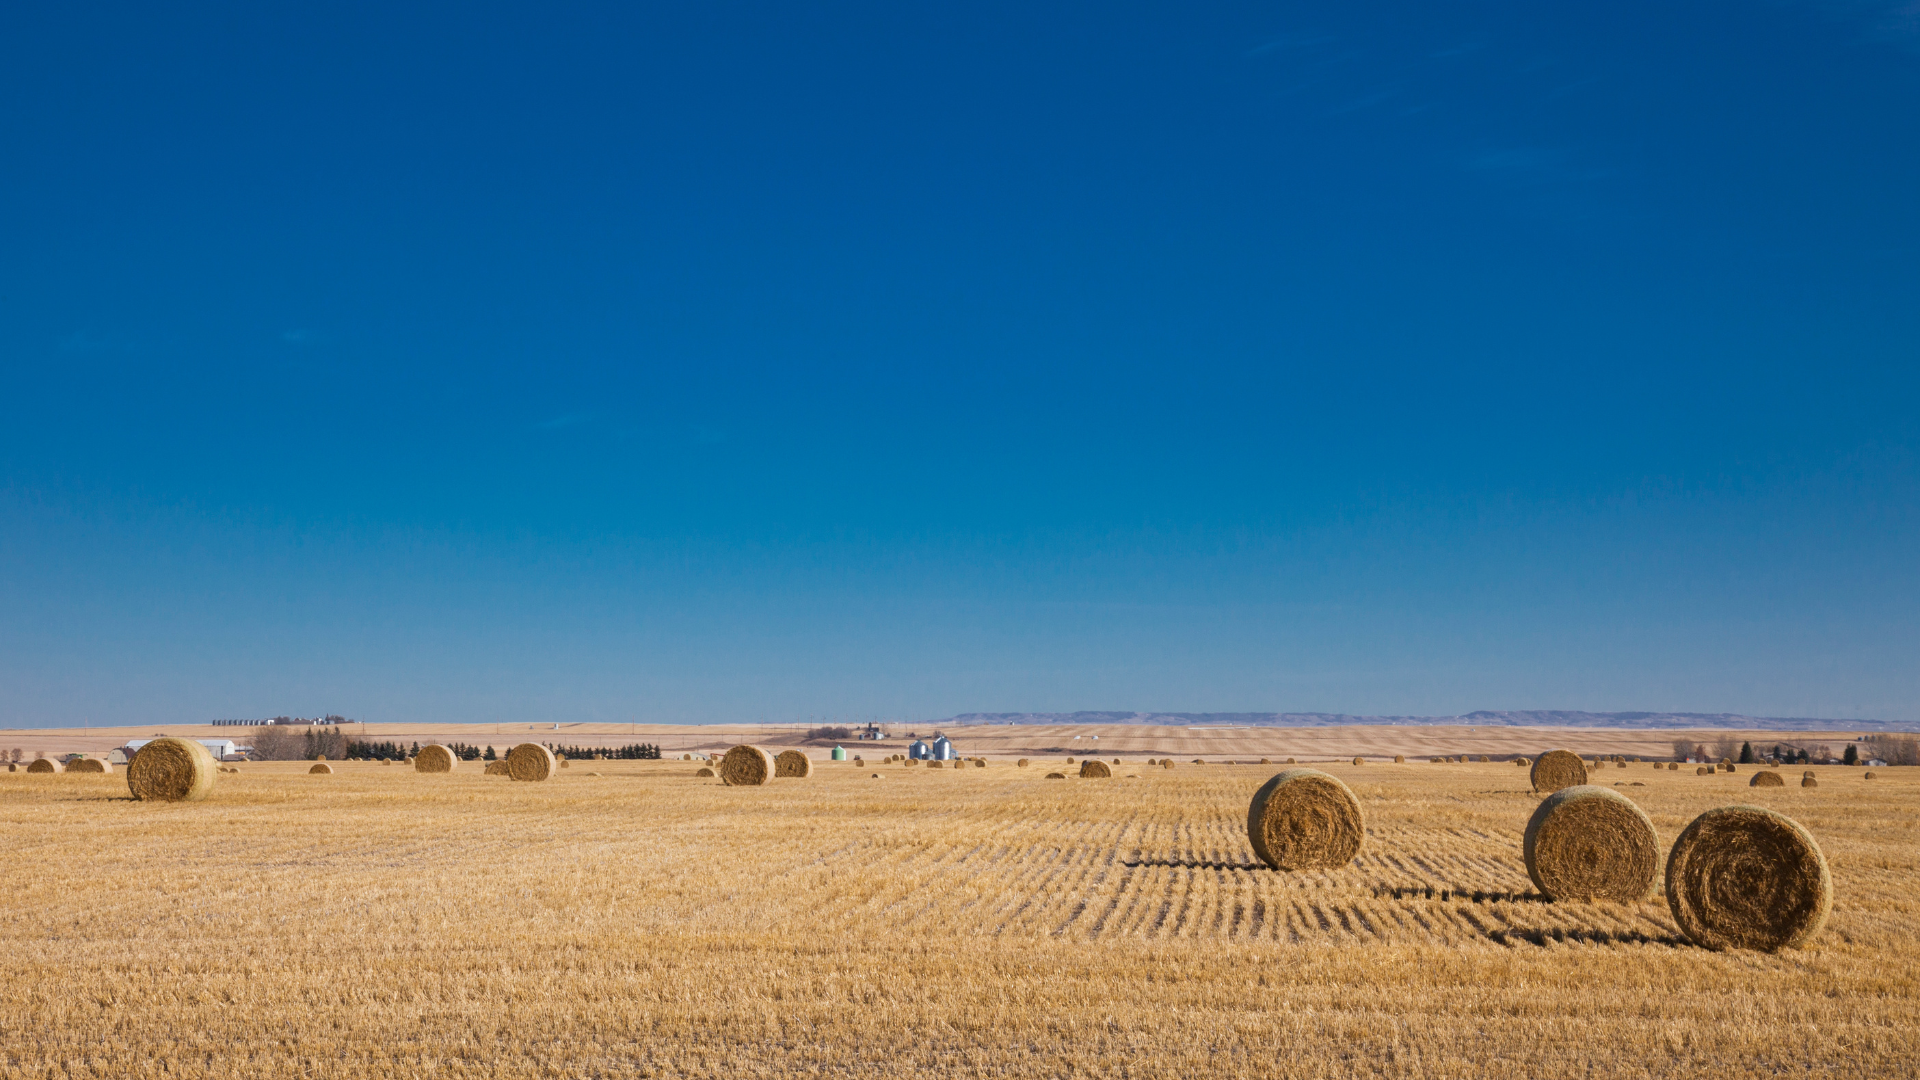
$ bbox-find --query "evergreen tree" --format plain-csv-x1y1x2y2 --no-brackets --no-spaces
1844,744,1860,766
1739,742,1754,764
484,745,496,760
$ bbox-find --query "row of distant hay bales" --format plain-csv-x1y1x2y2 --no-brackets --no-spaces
1240,752,1832,953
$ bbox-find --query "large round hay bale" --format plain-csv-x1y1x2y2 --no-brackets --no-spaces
1515,757,1530,766
718,744,775,786
1393,755,1405,763
1530,750,1588,794
1668,762,1678,770
1864,770,1875,780
1044,771,1066,779
484,759,511,775
1161,759,1174,770
1065,757,1075,764
1351,756,1365,766
1801,776,1818,789
126,737,216,802
1079,759,1112,778
1666,805,1831,952
309,762,334,775
1750,771,1785,788
695,766,716,777
973,758,986,768
1697,766,1710,776
1285,757,1296,764
25,758,61,774
559,757,570,769
1522,785,1658,903
774,750,813,779
928,759,945,769
1260,757,1272,765
67,758,110,774
1016,758,1029,767
1246,768,1365,871
505,743,557,782
415,745,457,773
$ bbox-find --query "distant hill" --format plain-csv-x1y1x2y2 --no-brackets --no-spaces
936,710,1897,731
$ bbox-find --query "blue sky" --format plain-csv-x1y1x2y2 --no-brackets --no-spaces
2,1,1916,725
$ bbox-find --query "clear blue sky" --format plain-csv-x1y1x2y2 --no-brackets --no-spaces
2,2,1916,726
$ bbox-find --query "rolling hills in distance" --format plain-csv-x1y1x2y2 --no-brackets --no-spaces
935,710,1897,731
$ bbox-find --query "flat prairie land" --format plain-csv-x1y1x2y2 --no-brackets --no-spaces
2,755,1915,1078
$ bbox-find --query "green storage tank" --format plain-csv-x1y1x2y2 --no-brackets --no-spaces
831,745,847,761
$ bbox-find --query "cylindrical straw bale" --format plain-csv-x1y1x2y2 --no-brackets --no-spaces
1246,768,1365,871
1530,749,1588,794
1864,770,1875,780
1696,766,1710,776
1017,758,1029,767
1668,762,1678,770
1801,776,1817,788
1516,758,1530,766
1522,785,1658,903
309,762,333,774
26,758,61,773
1161,759,1174,770
929,759,944,769
126,737,216,802
1393,755,1405,763
68,758,110,774
559,757,570,769
719,744,775,786
1284,757,1296,764
414,745,457,773
1351,756,1365,766
774,750,813,778
973,758,986,768
1079,759,1112,778
1066,757,1075,764
1045,771,1066,779
1750,771,1785,788
505,743,557,782
695,766,716,777
1665,805,1831,952
484,759,511,775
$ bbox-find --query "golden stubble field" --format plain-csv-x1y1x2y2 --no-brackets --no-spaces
2,756,1915,1079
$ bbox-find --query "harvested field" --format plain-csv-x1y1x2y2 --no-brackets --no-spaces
0,755,1914,1078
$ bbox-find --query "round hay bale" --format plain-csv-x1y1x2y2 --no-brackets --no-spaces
1285,757,1296,764
1079,759,1112,778
1261,757,1272,764
1696,766,1710,776
1665,805,1831,952
1615,760,1627,768
25,758,61,774
1066,757,1075,764
774,750,813,779
1017,758,1029,767
414,745,457,773
1044,771,1066,779
1864,771,1875,780
309,762,334,775
1393,755,1405,764
1247,769,1364,871
871,773,883,779
1801,776,1818,789
1522,785,1658,903
1750,771,1785,788
1515,757,1530,766
682,753,692,761
1530,750,1588,794
126,737,216,802
695,766,716,777
1112,758,1120,765
505,743,557,782
316,754,327,762
67,757,110,774
559,757,570,769
904,758,918,767
973,758,986,768
1724,764,1737,774
1351,757,1365,766
484,759,511,775
1668,762,1678,770
382,759,393,766
718,745,775,786
1162,759,1174,770
929,759,945,769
